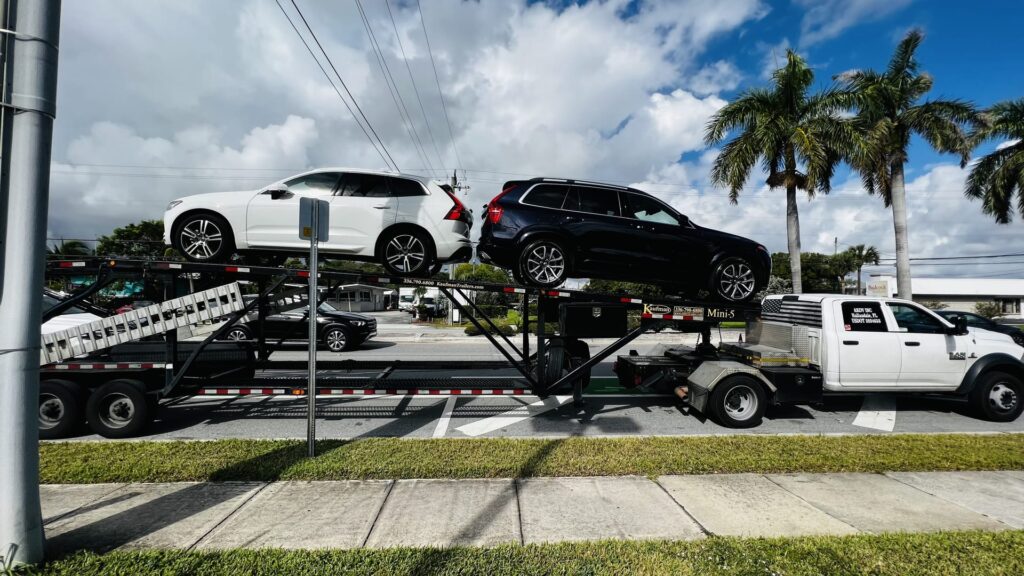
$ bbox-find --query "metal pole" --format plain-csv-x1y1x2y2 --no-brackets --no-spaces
0,0,61,567
307,202,318,457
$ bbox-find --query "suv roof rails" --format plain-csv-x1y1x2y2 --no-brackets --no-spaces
527,177,630,191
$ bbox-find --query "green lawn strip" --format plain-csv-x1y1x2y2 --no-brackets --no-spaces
40,433,1024,484
19,531,1024,576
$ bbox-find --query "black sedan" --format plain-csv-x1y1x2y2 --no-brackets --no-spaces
220,302,376,352
936,310,1024,347
477,178,771,302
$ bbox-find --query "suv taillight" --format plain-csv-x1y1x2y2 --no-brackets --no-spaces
486,185,515,225
443,189,469,222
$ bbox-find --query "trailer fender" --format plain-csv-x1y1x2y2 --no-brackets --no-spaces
685,360,775,413
956,353,1024,395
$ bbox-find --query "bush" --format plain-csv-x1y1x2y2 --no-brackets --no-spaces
506,309,522,327
974,301,1003,319
464,320,516,336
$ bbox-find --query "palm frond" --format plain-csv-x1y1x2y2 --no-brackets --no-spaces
887,29,924,80
703,88,776,145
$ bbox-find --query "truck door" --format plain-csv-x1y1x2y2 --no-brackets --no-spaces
885,302,966,389
835,300,902,388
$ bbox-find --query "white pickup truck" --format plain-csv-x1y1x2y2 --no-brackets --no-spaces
616,294,1024,428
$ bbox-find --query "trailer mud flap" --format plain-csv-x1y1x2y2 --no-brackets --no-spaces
688,383,710,413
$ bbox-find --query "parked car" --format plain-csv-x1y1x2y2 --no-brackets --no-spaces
218,301,376,352
936,310,1024,347
164,168,473,276
477,178,771,302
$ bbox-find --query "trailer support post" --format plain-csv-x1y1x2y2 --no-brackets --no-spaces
535,292,546,386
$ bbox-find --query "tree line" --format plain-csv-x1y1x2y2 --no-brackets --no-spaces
705,30,1024,299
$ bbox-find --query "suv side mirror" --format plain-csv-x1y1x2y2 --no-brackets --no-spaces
264,186,291,200
948,315,969,335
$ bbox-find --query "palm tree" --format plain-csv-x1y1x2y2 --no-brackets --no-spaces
965,98,1024,222
705,50,854,293
46,239,92,257
845,244,880,294
837,30,979,299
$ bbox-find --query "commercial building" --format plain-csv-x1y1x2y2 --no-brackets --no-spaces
867,275,1024,319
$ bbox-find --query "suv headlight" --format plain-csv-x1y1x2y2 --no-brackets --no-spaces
166,200,183,210
350,320,366,327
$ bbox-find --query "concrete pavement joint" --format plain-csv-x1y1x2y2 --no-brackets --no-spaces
42,483,128,527
189,482,271,551
513,479,525,546
360,479,396,548
652,477,711,537
882,472,1015,529
760,474,861,534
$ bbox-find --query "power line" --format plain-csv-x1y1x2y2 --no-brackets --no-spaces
274,0,398,172
383,0,445,175
877,252,1024,262
414,0,462,173
354,0,436,177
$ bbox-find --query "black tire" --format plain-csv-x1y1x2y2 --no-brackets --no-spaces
543,341,567,389
970,371,1023,422
86,379,152,439
518,239,569,288
379,228,433,276
566,339,592,390
322,325,354,353
709,375,767,428
221,325,253,342
174,212,235,263
39,380,85,440
710,256,758,303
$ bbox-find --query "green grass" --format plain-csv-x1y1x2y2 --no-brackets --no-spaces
19,531,1024,575
40,433,1024,484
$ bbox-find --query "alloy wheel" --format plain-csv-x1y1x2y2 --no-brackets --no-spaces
325,329,347,352
718,262,755,301
39,393,64,430
97,392,135,430
179,218,223,260
385,234,426,273
989,382,1019,413
525,244,565,285
226,328,249,341
723,384,758,421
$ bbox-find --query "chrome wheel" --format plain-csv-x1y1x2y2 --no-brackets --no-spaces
723,384,758,422
325,329,348,352
718,261,755,301
525,244,565,285
179,218,224,260
989,382,1019,413
39,393,64,430
97,392,135,430
385,234,426,273
226,328,249,341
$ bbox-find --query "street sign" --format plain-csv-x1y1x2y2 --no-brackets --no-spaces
299,197,329,241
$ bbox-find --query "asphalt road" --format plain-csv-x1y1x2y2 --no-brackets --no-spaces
61,336,1024,441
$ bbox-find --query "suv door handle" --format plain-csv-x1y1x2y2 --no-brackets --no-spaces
372,205,390,209
904,341,920,346
842,340,859,345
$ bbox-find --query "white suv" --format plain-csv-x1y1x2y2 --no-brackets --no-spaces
163,169,473,275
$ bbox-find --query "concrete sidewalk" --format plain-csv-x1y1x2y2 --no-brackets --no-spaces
41,471,1024,556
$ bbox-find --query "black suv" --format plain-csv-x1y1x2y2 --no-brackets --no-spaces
477,178,771,302
936,311,1024,347
219,301,376,352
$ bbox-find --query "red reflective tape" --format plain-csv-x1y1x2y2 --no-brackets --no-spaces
59,261,85,268
225,266,238,272
343,389,354,395
472,389,483,395
682,315,694,321
503,287,516,293
117,363,130,369
662,314,673,320
297,271,310,278
641,313,652,318
386,389,398,395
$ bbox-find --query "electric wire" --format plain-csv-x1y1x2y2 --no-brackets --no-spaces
415,0,463,173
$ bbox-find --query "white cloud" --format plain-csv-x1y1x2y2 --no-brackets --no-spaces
996,139,1021,151
686,60,743,96
795,0,914,47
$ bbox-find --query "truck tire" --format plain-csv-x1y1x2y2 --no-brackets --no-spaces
970,371,1023,422
709,375,767,428
39,380,84,440
86,379,152,438
543,341,568,390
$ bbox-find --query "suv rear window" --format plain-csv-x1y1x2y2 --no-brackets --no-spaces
522,184,570,209
338,173,391,197
387,177,427,197
568,186,620,217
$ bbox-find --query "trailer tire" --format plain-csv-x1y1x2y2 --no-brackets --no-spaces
709,375,767,428
39,380,85,439
86,379,152,438
543,341,567,389
970,371,1023,422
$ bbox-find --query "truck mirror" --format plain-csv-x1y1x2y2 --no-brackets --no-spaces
949,315,969,335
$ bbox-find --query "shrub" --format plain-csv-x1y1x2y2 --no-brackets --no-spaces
464,320,516,336
974,301,1003,319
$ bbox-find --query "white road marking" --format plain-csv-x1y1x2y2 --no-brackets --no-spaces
852,394,897,432
455,395,572,437
432,396,458,438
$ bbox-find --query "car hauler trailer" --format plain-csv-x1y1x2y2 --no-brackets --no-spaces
38,259,1023,438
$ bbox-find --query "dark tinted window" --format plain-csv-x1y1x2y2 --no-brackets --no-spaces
387,177,426,197
887,303,945,334
573,186,620,217
841,302,887,332
284,172,341,193
338,173,390,198
622,192,679,225
523,184,570,209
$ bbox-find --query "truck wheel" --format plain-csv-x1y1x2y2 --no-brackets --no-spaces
39,380,84,440
86,379,152,438
709,375,767,428
971,371,1023,422
543,341,568,390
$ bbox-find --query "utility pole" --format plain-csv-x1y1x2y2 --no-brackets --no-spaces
0,0,62,567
